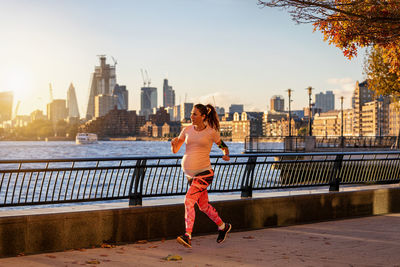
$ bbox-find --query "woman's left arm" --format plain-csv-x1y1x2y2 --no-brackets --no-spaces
216,140,230,161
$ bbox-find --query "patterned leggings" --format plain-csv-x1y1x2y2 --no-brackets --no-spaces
184,169,223,234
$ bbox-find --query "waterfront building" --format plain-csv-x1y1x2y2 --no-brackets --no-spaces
389,101,400,136
30,110,46,121
353,81,375,136
312,110,341,136
94,94,118,118
0,91,13,123
149,107,170,125
270,95,285,112
47,99,67,123
113,84,128,110
361,97,391,136
86,56,117,120
229,104,244,114
315,91,335,113
162,121,181,137
215,106,225,116
140,87,157,119
232,111,263,142
80,107,145,137
262,111,288,136
67,83,80,122
162,79,175,108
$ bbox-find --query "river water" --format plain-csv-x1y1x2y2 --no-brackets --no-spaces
0,141,249,160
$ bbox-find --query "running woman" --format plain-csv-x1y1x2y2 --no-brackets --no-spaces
171,103,231,248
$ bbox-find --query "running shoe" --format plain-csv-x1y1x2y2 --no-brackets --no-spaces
217,223,232,243
177,234,192,248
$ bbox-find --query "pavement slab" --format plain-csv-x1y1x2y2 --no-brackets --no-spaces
0,214,400,266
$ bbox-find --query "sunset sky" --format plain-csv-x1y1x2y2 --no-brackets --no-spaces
0,0,365,116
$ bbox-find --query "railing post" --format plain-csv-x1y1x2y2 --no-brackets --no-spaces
241,156,257,198
129,159,147,206
329,154,343,192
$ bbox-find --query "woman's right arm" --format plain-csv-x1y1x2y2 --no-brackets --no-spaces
171,137,184,153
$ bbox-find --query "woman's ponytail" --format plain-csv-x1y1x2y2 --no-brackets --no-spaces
194,103,220,131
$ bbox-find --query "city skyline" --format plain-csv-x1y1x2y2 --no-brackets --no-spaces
0,0,365,116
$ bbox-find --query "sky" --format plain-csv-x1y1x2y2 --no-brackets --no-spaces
0,0,365,116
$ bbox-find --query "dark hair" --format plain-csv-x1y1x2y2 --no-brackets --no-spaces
194,103,220,131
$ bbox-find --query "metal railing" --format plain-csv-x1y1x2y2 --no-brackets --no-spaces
1,151,400,207
245,136,399,152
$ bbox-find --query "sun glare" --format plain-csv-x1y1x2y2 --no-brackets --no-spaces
3,68,34,101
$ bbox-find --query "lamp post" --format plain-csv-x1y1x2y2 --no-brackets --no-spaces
287,89,292,137
307,86,313,136
340,96,344,147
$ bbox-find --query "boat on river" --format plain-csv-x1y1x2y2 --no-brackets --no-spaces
75,133,98,144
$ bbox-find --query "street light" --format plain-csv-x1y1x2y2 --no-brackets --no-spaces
287,89,292,137
306,86,313,136
340,96,344,147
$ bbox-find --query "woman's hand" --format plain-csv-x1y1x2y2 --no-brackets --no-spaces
171,137,184,153
222,154,230,161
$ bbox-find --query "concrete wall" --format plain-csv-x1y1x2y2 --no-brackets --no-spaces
1,187,400,257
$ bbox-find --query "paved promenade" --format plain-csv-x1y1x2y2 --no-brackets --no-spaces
0,213,399,267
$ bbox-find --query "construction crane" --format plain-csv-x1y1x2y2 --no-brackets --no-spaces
140,69,147,87
145,70,151,86
111,56,118,67
49,83,54,102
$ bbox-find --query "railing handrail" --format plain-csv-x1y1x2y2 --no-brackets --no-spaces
2,150,400,164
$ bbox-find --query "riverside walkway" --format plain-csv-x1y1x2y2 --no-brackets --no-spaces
0,185,400,266
0,213,399,266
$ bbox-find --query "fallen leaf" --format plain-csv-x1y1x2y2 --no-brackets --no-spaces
242,236,254,239
17,252,25,257
101,244,115,248
86,259,100,264
163,254,183,261
149,245,158,248
136,240,148,244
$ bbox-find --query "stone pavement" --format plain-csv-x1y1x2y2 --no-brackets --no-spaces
0,214,399,267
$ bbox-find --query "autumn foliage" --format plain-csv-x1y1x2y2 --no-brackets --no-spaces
258,0,400,95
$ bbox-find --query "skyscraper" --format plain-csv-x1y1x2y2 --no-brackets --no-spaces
67,83,80,120
0,91,13,123
47,99,67,123
113,84,128,110
86,56,117,120
180,103,194,122
270,95,285,112
315,91,335,113
140,87,157,119
163,79,175,108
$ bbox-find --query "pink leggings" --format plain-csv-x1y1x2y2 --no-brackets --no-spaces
184,169,223,234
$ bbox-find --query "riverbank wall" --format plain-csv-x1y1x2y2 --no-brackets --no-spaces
0,186,399,257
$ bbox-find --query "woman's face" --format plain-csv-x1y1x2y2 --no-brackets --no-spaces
190,107,205,125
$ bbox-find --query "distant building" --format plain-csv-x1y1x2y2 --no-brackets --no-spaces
353,80,375,136
172,105,181,121
80,108,145,137
140,87,157,119
86,56,117,120
30,110,46,121
67,83,80,121
270,95,285,112
215,106,225,116
47,99,67,123
229,104,244,114
232,111,263,141
0,91,13,123
113,84,128,110
149,107,170,125
95,94,118,118
315,91,335,113
162,79,175,108
180,103,194,122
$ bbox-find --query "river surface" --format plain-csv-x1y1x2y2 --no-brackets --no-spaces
0,141,243,160
0,141,283,160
